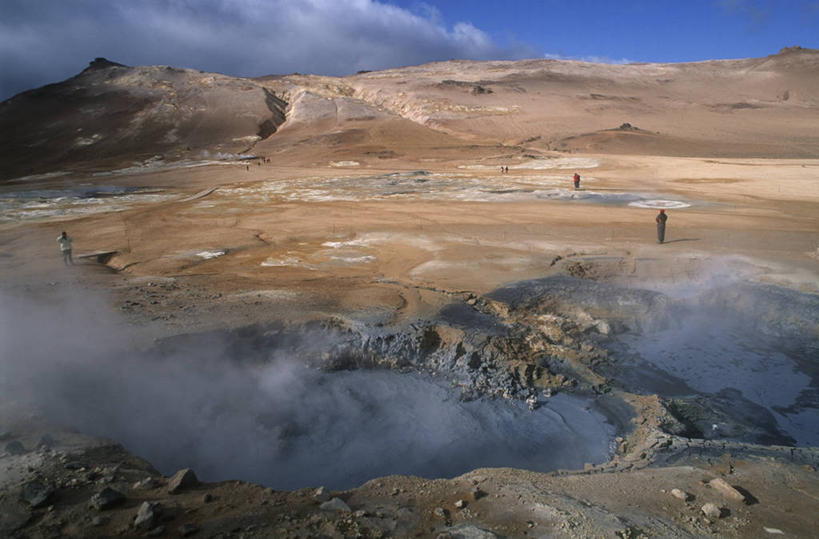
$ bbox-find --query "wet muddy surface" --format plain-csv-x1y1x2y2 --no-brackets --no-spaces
603,284,819,446
209,170,694,208
0,185,175,222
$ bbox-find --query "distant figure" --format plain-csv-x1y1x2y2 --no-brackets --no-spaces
505,166,509,173
57,231,73,265
656,209,668,243
573,173,581,190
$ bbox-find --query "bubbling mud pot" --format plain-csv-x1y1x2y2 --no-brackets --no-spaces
0,298,624,491
605,282,819,446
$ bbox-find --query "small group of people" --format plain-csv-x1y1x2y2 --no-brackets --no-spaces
499,166,509,173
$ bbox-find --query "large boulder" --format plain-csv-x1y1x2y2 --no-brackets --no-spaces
168,468,199,494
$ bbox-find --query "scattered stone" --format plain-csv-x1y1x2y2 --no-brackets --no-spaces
90,487,125,510
445,524,498,538
319,497,351,512
64,461,83,470
133,477,160,490
19,480,55,508
5,440,25,455
709,478,746,503
353,509,367,518
671,488,692,501
91,516,109,527
147,525,165,537
526,395,539,410
701,503,722,519
179,523,200,536
763,527,785,535
314,486,331,502
470,487,487,500
168,468,199,494
134,501,163,529
202,493,213,503
433,507,448,519
454,499,466,509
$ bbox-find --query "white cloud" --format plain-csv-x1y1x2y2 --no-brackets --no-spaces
543,52,632,65
0,0,538,100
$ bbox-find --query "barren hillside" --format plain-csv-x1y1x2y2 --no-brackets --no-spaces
2,47,818,180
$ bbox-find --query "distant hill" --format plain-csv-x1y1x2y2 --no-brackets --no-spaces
2,48,818,180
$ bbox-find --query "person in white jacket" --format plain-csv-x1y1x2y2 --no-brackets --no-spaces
57,231,73,265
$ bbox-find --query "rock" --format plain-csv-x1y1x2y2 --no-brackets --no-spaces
0,503,31,535
314,486,331,502
5,440,25,455
168,468,199,494
133,477,160,490
179,523,200,536
526,395,539,410
433,507,448,518
701,503,722,519
708,478,746,503
763,527,785,535
454,499,466,509
91,516,109,527
470,487,487,500
20,480,55,508
38,434,55,448
319,497,351,512
134,501,163,529
670,488,692,501
147,525,165,537
202,493,213,503
90,487,125,510
446,524,498,539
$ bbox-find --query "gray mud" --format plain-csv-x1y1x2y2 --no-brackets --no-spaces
486,275,819,447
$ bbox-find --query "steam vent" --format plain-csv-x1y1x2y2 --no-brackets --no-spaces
1,43,819,538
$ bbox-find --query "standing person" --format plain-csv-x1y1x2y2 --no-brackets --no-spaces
57,231,73,265
573,173,581,190
656,209,668,244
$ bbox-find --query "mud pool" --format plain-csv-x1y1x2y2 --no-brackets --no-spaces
115,368,616,490
606,283,819,447
0,185,175,222
211,171,693,208
0,290,619,491
11,357,617,491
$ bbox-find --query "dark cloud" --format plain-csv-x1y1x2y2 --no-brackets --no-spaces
0,0,538,100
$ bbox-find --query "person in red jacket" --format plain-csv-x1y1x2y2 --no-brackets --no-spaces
656,209,668,243
573,173,580,190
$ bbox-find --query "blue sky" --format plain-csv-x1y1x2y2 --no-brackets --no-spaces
390,0,819,63
1,0,817,101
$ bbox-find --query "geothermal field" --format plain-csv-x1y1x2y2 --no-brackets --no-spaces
1,49,818,537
